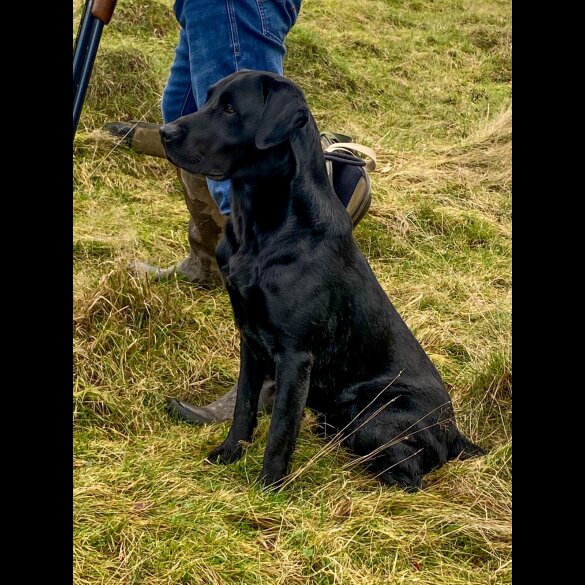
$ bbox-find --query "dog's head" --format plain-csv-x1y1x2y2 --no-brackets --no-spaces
160,70,310,180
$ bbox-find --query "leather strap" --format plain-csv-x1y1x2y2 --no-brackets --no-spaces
323,142,377,171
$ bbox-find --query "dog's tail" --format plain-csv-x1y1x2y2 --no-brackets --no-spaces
449,432,485,460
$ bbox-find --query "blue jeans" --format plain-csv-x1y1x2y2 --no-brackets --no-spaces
162,0,302,215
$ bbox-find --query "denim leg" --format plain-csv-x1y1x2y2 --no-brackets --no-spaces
161,28,197,124
163,0,302,215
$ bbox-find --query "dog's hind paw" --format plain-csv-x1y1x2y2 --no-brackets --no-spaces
378,470,424,492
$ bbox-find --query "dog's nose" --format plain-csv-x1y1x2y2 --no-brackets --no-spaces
159,124,186,145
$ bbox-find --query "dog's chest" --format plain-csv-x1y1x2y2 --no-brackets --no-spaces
224,254,283,362
223,251,268,321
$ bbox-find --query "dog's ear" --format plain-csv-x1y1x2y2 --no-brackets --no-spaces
255,78,309,150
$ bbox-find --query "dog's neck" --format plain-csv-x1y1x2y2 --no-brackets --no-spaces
230,172,293,244
230,117,351,246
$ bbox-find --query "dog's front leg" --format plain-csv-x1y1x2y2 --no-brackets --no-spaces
207,338,266,464
259,351,313,488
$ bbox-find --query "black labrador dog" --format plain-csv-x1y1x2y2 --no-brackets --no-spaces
160,70,483,490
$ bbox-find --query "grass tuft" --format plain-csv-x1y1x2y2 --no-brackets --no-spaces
83,45,163,128
109,0,176,37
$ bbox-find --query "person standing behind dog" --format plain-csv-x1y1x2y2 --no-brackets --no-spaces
106,0,302,422
108,0,303,284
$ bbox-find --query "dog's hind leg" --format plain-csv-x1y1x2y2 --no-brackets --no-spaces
207,339,267,464
339,397,430,491
259,351,314,488
363,442,427,491
448,432,485,460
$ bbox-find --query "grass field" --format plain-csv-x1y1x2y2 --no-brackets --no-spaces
73,0,512,583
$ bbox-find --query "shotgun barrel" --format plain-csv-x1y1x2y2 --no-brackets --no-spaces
73,0,118,140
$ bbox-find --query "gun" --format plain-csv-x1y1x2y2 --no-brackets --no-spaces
73,0,118,140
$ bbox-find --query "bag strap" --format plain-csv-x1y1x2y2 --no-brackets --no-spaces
323,142,377,171
320,131,353,146
324,150,366,166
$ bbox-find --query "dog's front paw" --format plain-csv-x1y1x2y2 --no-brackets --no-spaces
207,441,243,464
257,466,287,490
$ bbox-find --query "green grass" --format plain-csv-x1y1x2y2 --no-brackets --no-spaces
73,0,511,582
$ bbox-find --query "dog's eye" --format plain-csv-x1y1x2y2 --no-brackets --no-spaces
223,103,236,114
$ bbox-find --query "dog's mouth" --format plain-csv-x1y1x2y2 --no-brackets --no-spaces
164,152,226,180
204,173,228,181
162,146,227,181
